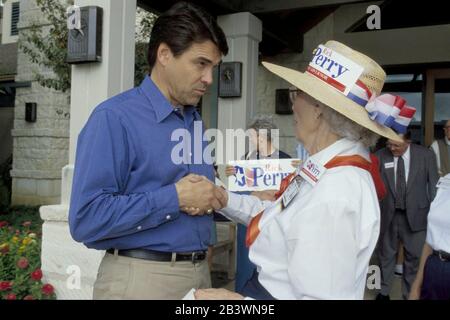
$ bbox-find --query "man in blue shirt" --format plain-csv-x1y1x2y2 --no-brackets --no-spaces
69,2,228,299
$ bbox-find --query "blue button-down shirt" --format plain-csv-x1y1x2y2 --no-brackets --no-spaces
69,76,214,252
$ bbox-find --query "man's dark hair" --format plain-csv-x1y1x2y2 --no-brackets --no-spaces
147,2,228,71
402,129,412,141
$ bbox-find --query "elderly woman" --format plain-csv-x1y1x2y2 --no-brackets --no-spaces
224,115,291,292
190,40,414,299
225,115,291,177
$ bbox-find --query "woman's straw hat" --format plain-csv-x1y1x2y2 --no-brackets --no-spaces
263,40,407,142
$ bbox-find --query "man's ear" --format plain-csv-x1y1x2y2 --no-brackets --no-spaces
156,43,172,67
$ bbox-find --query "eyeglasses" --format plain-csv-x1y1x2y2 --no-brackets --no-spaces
289,87,302,104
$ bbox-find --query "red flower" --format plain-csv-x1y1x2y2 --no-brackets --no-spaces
0,244,9,254
42,283,54,296
31,269,43,281
5,293,17,300
23,295,34,300
0,281,12,291
22,221,32,227
0,221,8,228
17,257,29,269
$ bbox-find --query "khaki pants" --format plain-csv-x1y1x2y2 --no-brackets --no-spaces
93,252,211,300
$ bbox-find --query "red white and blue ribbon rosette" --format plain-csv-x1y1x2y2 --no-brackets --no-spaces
306,44,416,134
346,81,416,134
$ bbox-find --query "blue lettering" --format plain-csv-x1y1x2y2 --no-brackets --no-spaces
334,64,349,78
315,54,324,66
263,174,272,186
253,167,264,187
314,47,322,58
326,61,336,72
313,51,349,79
320,57,329,68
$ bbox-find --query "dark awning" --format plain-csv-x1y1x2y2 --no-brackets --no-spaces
138,0,373,56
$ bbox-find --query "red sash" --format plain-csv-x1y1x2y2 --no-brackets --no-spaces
245,153,385,247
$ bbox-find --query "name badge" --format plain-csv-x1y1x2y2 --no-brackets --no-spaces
282,176,301,208
384,162,394,169
299,159,326,186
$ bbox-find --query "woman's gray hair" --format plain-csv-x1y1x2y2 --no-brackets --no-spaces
317,102,380,148
248,114,279,141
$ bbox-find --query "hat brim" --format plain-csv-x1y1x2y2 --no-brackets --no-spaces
262,61,403,143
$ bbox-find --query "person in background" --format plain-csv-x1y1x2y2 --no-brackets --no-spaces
409,173,450,300
430,119,450,176
376,131,439,300
224,115,291,292
395,244,404,277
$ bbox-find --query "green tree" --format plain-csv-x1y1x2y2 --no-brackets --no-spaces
20,0,73,92
20,0,157,92
134,7,157,86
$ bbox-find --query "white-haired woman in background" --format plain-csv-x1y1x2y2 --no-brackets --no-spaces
224,114,292,293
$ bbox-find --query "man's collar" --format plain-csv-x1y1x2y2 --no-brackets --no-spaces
395,144,411,160
139,75,197,123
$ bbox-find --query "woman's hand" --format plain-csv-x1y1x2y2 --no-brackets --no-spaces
251,190,277,201
225,165,237,177
194,288,244,300
291,160,302,168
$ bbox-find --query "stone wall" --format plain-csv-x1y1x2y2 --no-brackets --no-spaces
11,0,70,206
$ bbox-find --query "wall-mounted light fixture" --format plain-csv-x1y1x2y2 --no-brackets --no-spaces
25,103,37,122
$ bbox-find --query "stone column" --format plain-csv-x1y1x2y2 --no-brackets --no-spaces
216,12,262,164
39,0,136,299
214,13,261,272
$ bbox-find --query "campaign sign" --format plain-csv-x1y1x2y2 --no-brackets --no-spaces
228,159,299,192
306,44,364,95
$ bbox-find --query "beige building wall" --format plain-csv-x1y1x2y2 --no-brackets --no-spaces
255,1,450,157
11,0,70,206
1,0,19,44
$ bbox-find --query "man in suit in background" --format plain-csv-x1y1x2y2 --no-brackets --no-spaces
430,119,450,176
376,131,439,300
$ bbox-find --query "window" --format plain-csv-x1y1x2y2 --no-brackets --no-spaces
10,1,19,36
383,73,424,144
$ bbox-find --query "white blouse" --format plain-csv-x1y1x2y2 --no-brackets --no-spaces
426,174,450,253
220,138,380,299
